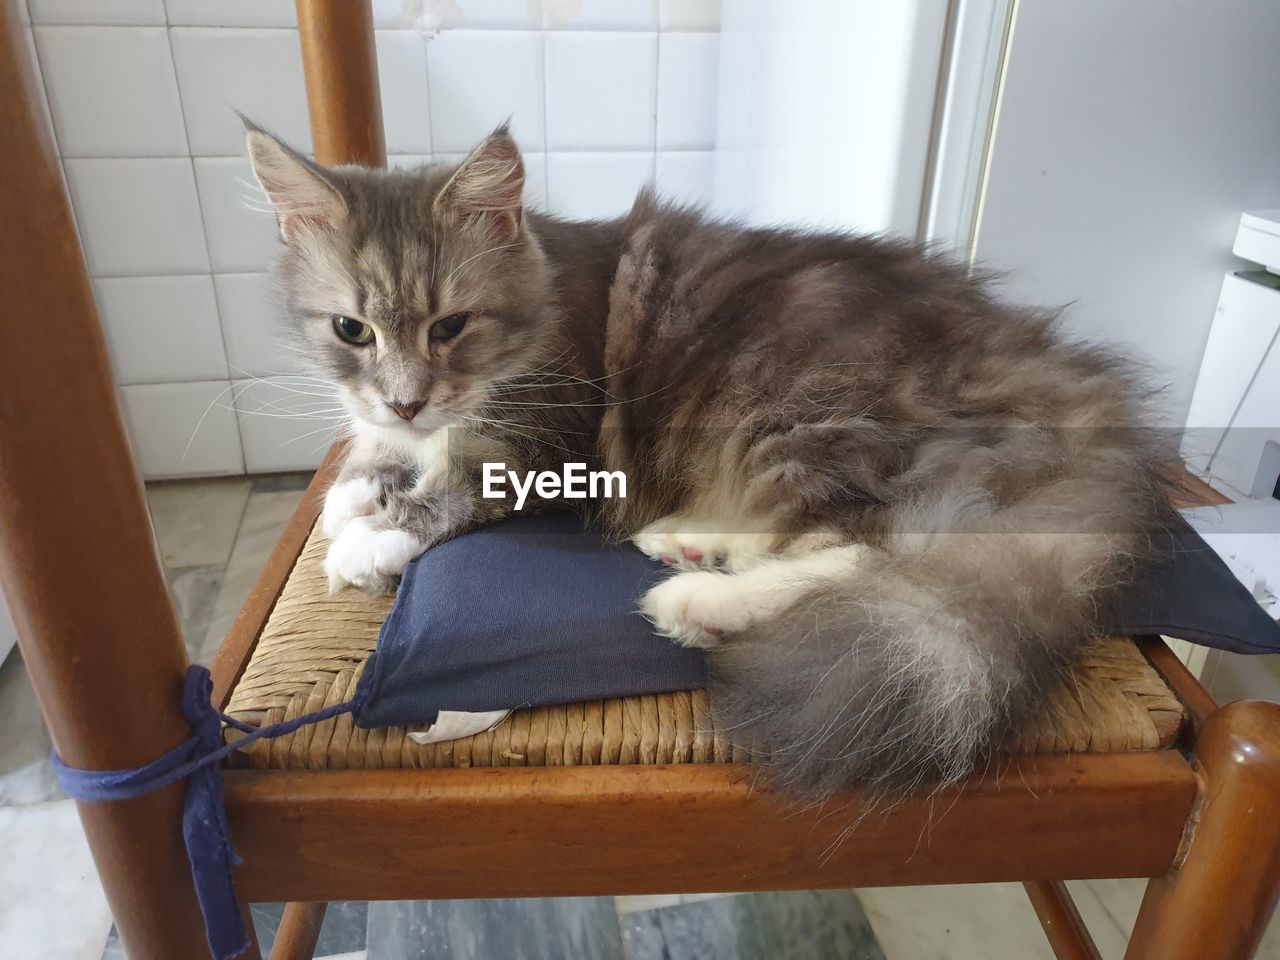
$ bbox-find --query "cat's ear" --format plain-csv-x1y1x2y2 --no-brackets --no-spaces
434,125,524,242
244,121,345,241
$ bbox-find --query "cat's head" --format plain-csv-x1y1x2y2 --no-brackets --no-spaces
245,122,556,440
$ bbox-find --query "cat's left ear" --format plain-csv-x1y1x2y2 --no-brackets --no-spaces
434,126,524,242
244,121,346,242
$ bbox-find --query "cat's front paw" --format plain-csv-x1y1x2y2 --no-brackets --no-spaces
324,516,425,595
322,475,381,540
633,517,778,573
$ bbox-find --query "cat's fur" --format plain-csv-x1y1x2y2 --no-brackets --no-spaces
248,123,1174,796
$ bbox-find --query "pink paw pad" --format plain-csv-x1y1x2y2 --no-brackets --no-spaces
704,626,725,637
681,547,704,563
659,554,678,565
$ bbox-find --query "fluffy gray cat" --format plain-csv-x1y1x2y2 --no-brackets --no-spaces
247,122,1173,797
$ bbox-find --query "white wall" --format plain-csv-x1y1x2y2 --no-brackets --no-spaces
712,0,948,236
27,0,723,479
1206,651,1280,706
974,0,1280,426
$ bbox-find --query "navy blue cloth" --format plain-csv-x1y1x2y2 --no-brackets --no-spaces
1106,517,1280,655
355,511,706,727
360,512,1280,728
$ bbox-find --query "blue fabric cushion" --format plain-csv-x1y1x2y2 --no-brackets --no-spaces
354,512,1280,729
355,512,703,728
1111,519,1280,655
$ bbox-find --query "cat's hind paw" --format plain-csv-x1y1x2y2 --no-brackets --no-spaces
633,517,778,573
641,570,748,648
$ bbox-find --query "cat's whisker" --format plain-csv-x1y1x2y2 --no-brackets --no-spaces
474,416,594,438
235,408,347,419
281,421,347,446
483,380,674,409
237,384,343,402
225,368,344,402
308,432,345,456
227,364,339,386
457,413,586,458
221,380,345,417
216,403,346,420
517,346,572,372
240,401,348,417
495,359,645,393
182,382,237,462
453,362,644,402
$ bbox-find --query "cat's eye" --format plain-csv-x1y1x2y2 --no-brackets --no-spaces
432,313,469,341
333,316,375,346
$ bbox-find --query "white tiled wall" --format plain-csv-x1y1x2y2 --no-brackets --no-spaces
26,0,722,478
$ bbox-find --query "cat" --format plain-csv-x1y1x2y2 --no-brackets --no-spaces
246,121,1174,797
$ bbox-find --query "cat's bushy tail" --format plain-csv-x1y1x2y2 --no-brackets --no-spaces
707,470,1171,797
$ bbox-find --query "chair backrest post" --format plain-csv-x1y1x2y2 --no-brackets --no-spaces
296,0,388,168
0,3,215,957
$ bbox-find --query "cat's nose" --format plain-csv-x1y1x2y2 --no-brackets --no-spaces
388,400,426,421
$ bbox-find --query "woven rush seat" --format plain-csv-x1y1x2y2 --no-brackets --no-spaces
222,520,1187,770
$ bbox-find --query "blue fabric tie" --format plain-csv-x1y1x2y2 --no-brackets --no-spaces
52,665,361,960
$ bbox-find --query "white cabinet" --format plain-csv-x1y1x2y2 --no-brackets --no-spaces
1183,211,1280,501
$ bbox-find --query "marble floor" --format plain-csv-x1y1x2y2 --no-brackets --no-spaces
2,474,1279,959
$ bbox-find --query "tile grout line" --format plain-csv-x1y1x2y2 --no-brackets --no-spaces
26,18,86,262
167,10,248,474
650,24,660,183
196,479,257,656
419,29,435,162
1078,879,1141,942
540,24,550,191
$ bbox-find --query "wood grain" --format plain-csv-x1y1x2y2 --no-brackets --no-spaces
1136,636,1217,736
1164,462,1232,509
0,5,211,957
1133,462,1223,738
1024,881,1104,960
295,0,386,168
268,902,327,960
1126,700,1280,960
224,753,1196,902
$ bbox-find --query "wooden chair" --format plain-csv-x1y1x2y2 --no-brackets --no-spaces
2,2,1278,958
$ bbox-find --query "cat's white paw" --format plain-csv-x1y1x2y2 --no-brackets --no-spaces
633,517,778,573
324,516,425,594
641,570,752,648
322,476,381,540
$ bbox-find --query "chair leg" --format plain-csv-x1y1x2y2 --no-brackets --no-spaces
268,902,328,960
295,0,386,167
1024,881,1103,960
0,5,212,958
1125,700,1280,960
